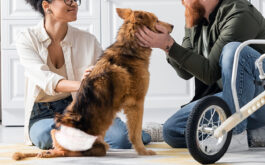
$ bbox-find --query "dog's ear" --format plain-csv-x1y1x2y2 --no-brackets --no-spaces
116,8,132,20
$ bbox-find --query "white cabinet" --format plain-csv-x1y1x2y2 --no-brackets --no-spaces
1,0,193,125
1,50,25,125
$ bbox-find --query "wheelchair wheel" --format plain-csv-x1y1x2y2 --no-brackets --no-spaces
186,96,232,164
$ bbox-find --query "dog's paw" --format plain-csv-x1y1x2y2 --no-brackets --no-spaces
12,152,24,160
37,151,52,158
103,141,110,151
138,149,156,155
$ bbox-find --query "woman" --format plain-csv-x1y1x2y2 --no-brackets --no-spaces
16,0,151,150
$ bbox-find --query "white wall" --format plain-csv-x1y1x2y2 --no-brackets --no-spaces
0,0,2,121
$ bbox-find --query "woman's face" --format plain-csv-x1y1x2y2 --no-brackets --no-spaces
48,0,79,22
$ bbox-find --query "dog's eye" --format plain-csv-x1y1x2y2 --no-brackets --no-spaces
138,15,144,19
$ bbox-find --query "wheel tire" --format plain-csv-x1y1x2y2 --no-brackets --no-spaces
186,96,232,164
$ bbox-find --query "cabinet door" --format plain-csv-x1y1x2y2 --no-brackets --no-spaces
1,20,101,50
1,0,100,20
101,0,194,123
1,0,41,19
1,50,25,126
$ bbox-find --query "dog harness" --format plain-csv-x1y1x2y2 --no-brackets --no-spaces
55,125,98,151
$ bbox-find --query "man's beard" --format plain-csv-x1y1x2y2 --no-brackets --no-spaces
182,0,206,28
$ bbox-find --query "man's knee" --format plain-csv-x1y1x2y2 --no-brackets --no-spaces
163,121,186,148
219,42,241,70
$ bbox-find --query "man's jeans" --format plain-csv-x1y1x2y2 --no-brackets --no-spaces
163,42,265,148
29,96,151,150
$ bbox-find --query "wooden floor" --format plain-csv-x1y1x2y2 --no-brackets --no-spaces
0,125,265,165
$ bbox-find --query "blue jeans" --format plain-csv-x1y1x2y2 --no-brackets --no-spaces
163,42,265,148
29,97,151,149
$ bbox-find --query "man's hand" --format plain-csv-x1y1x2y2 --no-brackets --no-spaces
82,66,95,81
135,24,175,52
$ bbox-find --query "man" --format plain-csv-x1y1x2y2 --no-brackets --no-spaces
136,0,265,148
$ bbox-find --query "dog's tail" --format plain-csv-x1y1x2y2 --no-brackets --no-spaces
12,152,38,161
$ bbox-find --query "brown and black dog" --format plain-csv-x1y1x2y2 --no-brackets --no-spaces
13,8,173,160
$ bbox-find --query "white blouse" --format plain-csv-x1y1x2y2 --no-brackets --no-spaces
16,20,102,145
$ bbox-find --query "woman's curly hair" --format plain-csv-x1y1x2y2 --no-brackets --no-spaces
25,0,52,17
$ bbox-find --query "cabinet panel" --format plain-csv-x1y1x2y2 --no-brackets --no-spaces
1,50,25,109
1,0,40,19
1,0,100,20
2,108,25,126
1,20,39,50
1,51,25,126
2,20,101,50
70,19,101,42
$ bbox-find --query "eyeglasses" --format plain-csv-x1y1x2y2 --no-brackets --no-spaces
64,0,81,6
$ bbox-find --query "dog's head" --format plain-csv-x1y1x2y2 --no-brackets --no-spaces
116,8,173,40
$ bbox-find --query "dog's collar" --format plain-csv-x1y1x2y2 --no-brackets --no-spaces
55,125,97,151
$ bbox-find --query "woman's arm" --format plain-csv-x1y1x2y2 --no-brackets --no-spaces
55,65,96,93
56,65,96,93
55,79,81,93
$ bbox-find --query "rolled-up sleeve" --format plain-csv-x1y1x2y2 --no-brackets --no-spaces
166,27,193,80
92,37,103,64
16,32,65,96
167,11,260,85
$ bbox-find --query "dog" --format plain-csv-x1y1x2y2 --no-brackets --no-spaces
13,8,173,160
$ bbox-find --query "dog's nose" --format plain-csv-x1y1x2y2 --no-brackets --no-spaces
170,25,174,29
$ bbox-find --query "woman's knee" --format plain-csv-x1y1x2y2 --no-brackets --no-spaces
106,133,132,149
30,127,53,149
29,119,54,149
104,117,132,149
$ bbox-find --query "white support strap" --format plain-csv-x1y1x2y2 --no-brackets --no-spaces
55,125,98,151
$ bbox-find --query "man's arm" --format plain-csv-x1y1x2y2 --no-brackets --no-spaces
167,27,194,80
167,11,260,85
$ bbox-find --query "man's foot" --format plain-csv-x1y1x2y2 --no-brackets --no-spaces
227,130,249,152
248,126,265,147
143,122,164,142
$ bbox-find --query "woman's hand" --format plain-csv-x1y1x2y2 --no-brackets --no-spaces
135,24,175,52
82,65,95,81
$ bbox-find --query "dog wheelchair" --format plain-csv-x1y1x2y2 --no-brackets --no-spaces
185,40,265,164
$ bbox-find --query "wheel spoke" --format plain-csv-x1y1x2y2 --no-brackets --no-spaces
196,105,228,155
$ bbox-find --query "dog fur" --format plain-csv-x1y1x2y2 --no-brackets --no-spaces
13,8,173,160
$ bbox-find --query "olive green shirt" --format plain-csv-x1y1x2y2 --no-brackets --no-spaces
167,0,265,86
